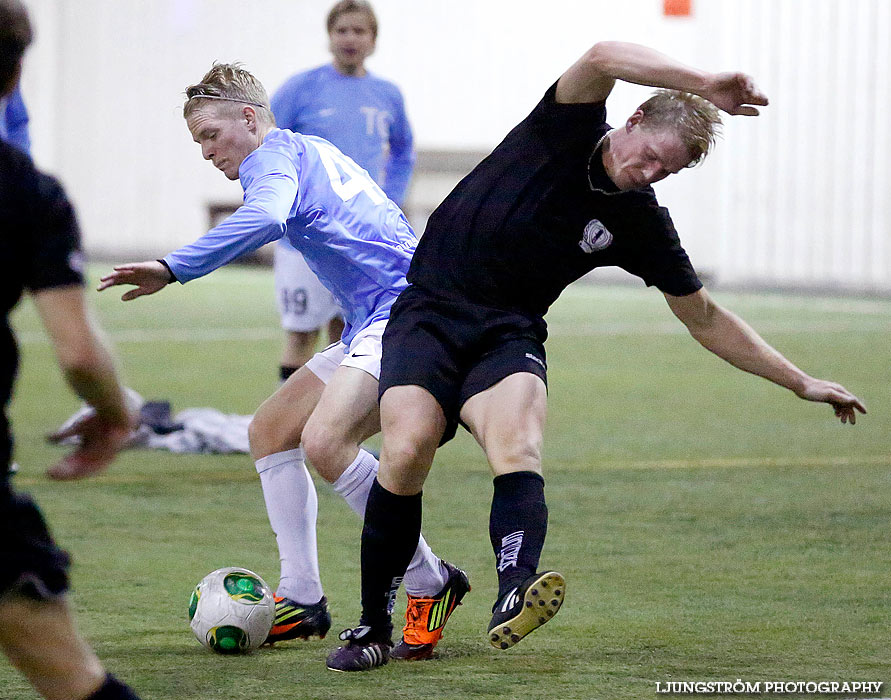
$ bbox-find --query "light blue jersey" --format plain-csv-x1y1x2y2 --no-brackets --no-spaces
271,64,414,205
164,129,417,343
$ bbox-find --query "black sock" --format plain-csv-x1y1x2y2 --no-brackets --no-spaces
489,471,548,601
279,365,299,382
359,478,421,635
87,674,141,700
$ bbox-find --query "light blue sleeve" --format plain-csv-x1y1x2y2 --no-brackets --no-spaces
382,87,414,206
270,74,307,132
1,86,31,154
164,153,298,283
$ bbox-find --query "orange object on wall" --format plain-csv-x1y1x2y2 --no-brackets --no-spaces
664,0,692,17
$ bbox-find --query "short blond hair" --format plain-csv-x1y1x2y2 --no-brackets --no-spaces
183,63,274,125
637,89,722,165
327,0,378,39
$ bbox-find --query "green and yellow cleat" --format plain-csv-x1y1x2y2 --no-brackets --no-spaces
264,594,331,644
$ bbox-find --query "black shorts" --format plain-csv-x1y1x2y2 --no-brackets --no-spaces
380,285,548,444
0,480,71,601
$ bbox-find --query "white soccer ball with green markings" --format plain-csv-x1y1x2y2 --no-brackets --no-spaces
188,567,275,654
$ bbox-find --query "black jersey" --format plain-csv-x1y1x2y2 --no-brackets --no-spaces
408,82,702,318
1,141,84,470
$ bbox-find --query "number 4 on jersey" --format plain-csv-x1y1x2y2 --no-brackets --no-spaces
310,139,386,205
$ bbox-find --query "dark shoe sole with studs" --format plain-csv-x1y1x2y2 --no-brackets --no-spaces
487,571,565,650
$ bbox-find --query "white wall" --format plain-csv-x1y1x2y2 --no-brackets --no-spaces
705,0,890,292
17,0,891,292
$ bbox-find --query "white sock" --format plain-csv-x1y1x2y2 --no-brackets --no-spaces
333,448,449,597
255,448,324,604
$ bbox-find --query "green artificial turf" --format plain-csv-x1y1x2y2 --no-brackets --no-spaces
3,267,888,699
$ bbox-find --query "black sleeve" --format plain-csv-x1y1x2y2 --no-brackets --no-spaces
621,200,703,297
526,81,609,147
23,173,85,292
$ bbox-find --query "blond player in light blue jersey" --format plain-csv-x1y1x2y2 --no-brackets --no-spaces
99,64,467,661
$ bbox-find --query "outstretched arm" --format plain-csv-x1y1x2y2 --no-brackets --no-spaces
98,260,172,300
664,289,866,424
555,40,768,115
99,166,297,299
32,285,135,479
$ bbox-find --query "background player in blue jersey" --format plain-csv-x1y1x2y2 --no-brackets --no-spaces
99,64,465,660
271,0,414,384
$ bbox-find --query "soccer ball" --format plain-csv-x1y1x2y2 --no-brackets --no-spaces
188,567,275,654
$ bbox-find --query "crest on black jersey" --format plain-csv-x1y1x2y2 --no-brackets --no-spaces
579,219,613,253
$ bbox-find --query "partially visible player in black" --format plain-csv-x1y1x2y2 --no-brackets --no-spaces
326,41,867,671
0,2,141,698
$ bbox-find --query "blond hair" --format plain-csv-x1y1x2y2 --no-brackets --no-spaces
637,89,722,165
183,63,274,125
327,0,378,39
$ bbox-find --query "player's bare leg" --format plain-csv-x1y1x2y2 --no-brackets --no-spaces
304,374,464,663
280,329,320,380
249,367,330,641
301,365,380,483
461,373,565,649
326,316,345,346
376,385,445,494
0,595,106,700
326,385,463,671
460,372,546,479
249,366,325,460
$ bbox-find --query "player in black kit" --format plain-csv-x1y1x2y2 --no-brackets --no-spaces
325,41,866,671
0,2,141,698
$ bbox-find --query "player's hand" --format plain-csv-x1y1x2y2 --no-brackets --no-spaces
98,261,171,301
701,72,768,116
794,379,867,425
45,411,136,480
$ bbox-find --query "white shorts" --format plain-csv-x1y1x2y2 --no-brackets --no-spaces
274,240,342,332
304,318,386,385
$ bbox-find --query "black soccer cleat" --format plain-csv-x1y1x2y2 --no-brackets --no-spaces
326,625,393,672
264,595,331,644
487,571,565,650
